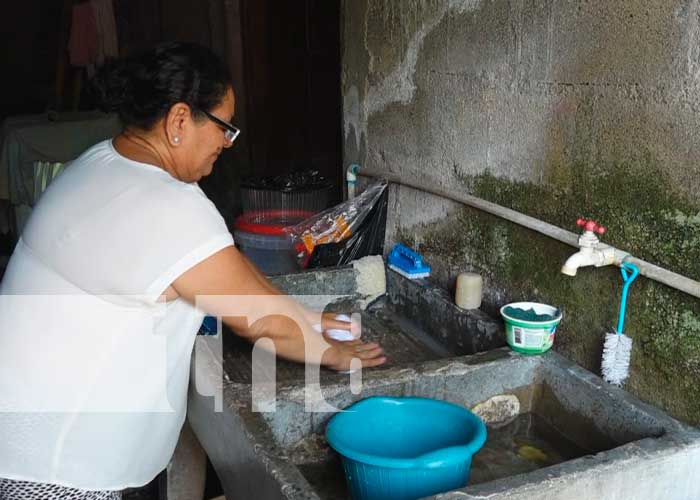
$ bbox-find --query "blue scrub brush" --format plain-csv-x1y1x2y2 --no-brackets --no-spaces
387,243,431,279
602,262,639,386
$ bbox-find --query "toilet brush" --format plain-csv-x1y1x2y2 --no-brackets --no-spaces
602,262,639,386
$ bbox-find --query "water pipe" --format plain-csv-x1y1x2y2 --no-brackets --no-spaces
354,167,700,299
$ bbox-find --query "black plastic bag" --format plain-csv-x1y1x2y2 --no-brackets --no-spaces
285,180,388,268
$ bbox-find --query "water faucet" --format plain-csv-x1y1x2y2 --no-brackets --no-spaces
561,218,627,276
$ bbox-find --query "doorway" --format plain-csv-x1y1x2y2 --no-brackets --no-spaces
240,0,342,198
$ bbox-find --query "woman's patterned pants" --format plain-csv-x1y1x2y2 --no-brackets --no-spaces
0,478,122,500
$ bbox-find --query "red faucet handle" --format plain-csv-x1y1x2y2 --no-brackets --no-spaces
576,218,606,235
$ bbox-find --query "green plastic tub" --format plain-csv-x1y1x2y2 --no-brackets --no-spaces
500,302,562,355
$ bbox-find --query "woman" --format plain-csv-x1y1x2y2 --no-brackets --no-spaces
0,42,385,499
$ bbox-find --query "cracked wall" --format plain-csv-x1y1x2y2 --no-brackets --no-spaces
342,0,700,424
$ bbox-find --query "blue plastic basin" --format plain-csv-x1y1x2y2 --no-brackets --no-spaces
325,396,487,500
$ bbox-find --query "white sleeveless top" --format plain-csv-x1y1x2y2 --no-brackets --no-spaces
0,140,234,490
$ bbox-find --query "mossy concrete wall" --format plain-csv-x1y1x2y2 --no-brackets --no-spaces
342,0,700,424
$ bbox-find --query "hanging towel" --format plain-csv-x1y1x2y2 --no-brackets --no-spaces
68,2,99,67
91,0,119,64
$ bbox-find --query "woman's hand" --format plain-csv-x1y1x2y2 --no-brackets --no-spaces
307,311,385,370
322,337,386,372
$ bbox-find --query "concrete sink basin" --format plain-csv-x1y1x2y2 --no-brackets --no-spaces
188,266,700,500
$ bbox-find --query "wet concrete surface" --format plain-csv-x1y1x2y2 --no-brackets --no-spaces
221,267,504,385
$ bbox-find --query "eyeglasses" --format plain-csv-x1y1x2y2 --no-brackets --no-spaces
201,110,241,145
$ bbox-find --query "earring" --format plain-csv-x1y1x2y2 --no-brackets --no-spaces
173,137,180,144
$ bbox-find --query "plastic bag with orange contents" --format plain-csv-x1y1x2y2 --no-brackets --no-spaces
285,180,388,268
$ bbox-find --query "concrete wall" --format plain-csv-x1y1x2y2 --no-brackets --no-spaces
342,0,700,425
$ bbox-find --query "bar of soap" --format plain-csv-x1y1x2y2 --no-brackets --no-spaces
326,314,355,341
312,314,359,341
455,272,482,310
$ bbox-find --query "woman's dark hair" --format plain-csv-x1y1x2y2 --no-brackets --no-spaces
93,42,232,130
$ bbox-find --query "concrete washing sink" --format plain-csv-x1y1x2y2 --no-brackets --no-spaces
188,266,700,500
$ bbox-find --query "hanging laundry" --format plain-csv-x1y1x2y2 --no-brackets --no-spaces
68,2,99,67
91,0,119,64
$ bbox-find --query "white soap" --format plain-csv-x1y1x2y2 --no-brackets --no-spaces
326,314,356,341
455,272,482,310
313,314,358,341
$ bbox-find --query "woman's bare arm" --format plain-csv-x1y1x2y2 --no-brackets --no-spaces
171,245,385,370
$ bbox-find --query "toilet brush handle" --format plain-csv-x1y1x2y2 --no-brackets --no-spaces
616,263,639,334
